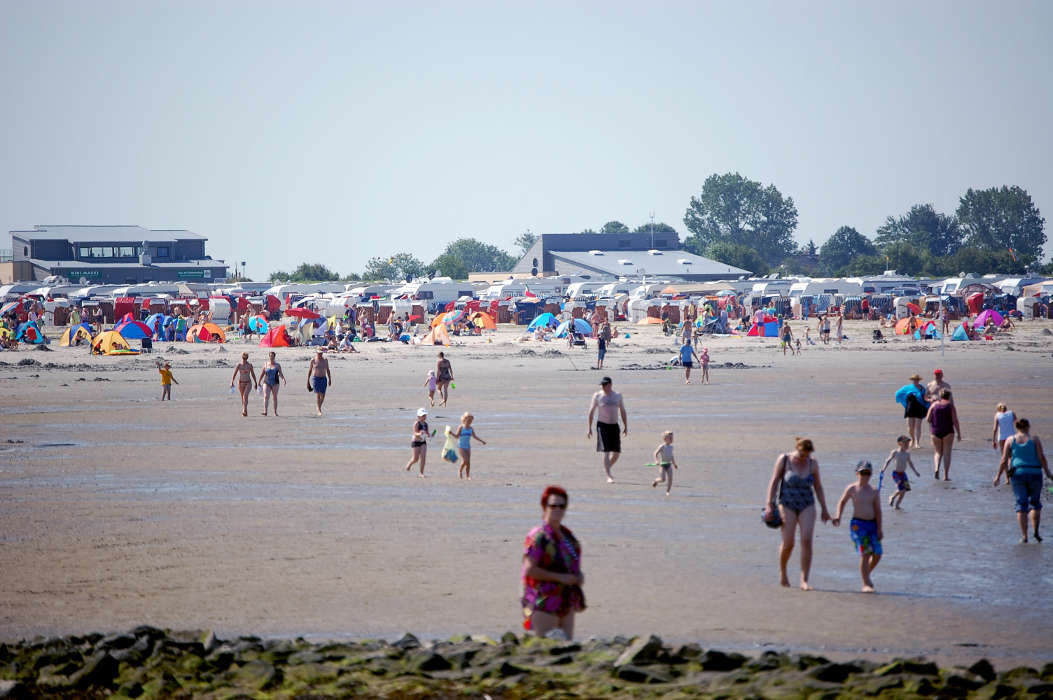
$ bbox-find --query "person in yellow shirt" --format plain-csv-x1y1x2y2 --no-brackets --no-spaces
159,362,178,401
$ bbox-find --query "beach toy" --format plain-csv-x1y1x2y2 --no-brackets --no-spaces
229,385,236,395
624,333,630,338
442,426,458,462
451,382,456,390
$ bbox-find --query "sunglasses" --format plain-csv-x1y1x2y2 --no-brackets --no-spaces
546,502,568,510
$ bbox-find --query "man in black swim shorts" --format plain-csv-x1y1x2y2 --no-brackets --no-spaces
587,376,628,483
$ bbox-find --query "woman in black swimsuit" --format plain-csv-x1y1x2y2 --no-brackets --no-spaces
436,352,454,407
763,437,831,590
404,408,431,477
257,351,286,416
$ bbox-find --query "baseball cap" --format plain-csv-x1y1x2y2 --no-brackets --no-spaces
416,408,428,417
934,368,943,375
600,376,612,385
855,460,873,474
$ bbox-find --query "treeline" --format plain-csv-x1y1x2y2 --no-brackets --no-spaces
269,174,1049,282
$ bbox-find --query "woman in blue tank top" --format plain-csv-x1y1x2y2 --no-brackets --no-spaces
995,417,1052,543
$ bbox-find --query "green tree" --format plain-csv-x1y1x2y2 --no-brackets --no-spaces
363,253,427,281
683,172,798,265
880,240,927,276
802,239,818,256
956,186,1046,258
275,263,339,282
514,230,538,255
430,238,517,280
600,221,630,234
269,270,291,282
844,254,887,276
818,226,877,274
632,222,678,236
341,272,362,282
935,246,1028,277
704,242,767,276
874,204,963,257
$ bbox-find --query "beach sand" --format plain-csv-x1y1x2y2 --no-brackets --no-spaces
1,319,1051,668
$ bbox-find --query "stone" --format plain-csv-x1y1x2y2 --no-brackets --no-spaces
968,656,994,677
231,660,279,690
497,661,529,678
795,654,831,669
97,633,137,651
614,664,672,684
393,633,421,651
807,662,863,683
944,672,984,692
549,642,581,655
613,635,663,667
409,651,453,673
68,652,119,689
673,643,703,661
699,650,748,672
500,632,519,646
999,666,1040,682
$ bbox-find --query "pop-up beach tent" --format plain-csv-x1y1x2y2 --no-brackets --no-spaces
914,320,941,340
247,315,270,333
15,321,45,344
747,317,780,337
422,323,451,345
187,322,227,343
468,311,496,330
554,318,593,338
59,323,95,346
92,330,138,355
115,319,153,339
527,312,558,331
951,323,972,341
259,326,292,347
145,313,166,336
974,309,1004,328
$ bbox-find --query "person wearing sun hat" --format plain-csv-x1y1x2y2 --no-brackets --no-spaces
404,407,431,478
903,373,928,447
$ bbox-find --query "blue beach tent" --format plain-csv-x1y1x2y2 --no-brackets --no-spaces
951,324,970,341
527,312,558,331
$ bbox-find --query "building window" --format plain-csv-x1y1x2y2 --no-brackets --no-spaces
118,246,136,257
79,247,91,258
155,246,169,258
24,246,29,256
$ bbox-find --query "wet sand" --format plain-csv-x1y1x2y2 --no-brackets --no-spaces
1,320,1051,668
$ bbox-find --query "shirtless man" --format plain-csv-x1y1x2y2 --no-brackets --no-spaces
308,349,332,416
586,376,628,483
230,352,257,417
925,368,951,403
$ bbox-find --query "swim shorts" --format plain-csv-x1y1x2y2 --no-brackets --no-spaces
1010,473,1043,512
596,421,621,453
850,517,882,556
892,471,911,492
312,376,328,395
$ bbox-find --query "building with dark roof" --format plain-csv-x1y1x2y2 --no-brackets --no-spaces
9,225,228,284
512,231,750,281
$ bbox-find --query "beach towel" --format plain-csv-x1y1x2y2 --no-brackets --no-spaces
442,426,459,462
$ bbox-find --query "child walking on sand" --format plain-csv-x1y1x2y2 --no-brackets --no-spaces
158,362,178,400
424,369,437,407
651,431,679,495
699,347,710,384
833,460,883,592
881,436,920,509
454,412,486,479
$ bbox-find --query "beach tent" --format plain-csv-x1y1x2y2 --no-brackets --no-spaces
468,311,496,330
15,321,44,344
636,316,663,325
554,318,592,338
527,312,558,331
422,323,451,345
187,322,227,343
145,313,166,336
914,320,941,340
59,323,95,346
974,309,1004,328
259,326,292,347
247,315,270,333
115,320,153,339
746,321,780,337
965,292,984,315
951,323,971,341
92,330,137,355
894,318,912,335
895,383,927,409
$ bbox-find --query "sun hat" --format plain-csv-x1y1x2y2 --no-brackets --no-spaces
909,373,921,380
416,408,428,417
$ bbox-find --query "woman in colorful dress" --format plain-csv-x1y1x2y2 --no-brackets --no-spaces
521,485,585,639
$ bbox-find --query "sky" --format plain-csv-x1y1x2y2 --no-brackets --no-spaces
2,0,1051,280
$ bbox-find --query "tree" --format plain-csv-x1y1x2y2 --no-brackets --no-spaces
818,226,877,274
631,222,678,235
935,246,1028,277
363,253,427,282
430,238,517,280
513,230,537,255
269,270,291,282
269,263,339,282
880,240,927,276
342,272,362,282
956,186,1046,258
704,242,768,276
802,239,818,256
600,221,630,234
874,204,963,257
683,172,798,265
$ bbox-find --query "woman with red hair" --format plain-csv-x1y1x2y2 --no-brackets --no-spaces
521,486,586,639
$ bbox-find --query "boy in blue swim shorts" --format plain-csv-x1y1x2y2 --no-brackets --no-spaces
880,436,921,510
833,460,883,593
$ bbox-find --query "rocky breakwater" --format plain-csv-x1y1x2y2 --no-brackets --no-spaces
1,628,1052,698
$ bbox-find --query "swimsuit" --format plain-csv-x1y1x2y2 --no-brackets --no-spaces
929,402,954,439
892,470,911,491
658,444,673,471
411,420,428,448
263,367,280,386
438,363,453,381
312,376,327,394
458,426,473,449
777,455,815,514
850,517,882,555
596,421,620,454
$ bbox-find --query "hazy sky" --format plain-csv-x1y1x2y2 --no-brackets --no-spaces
2,0,1050,279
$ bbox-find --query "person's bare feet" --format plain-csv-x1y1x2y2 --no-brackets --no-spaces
800,580,813,591
241,411,247,417
862,585,875,593
606,477,615,484
261,412,268,416
779,575,790,588
418,473,426,479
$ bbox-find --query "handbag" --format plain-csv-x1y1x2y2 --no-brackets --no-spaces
762,455,786,529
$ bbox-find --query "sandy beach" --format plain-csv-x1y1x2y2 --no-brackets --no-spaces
1,320,1051,669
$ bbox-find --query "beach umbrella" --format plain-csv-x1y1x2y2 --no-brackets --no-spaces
0,301,20,315
115,320,153,339
442,309,465,325
247,315,269,333
975,309,1004,327
285,307,320,320
906,302,923,314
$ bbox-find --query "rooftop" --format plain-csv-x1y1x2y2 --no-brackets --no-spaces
549,249,750,278
12,225,206,243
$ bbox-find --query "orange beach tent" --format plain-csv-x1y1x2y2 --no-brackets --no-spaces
468,311,496,329
259,326,293,347
186,322,227,343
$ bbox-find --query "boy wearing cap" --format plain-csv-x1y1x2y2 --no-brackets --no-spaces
833,461,883,593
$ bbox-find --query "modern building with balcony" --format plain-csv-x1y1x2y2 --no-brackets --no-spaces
8,225,228,284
